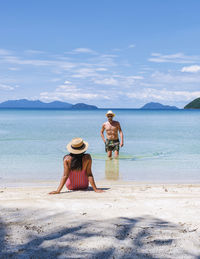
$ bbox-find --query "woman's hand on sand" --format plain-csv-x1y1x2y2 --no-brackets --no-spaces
94,189,105,193
49,190,60,195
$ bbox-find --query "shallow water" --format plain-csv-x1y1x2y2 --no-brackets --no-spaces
0,109,200,183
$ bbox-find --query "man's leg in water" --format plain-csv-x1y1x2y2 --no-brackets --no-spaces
114,150,119,158
107,150,112,158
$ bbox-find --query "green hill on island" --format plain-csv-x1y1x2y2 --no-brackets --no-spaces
141,102,178,110
184,97,200,109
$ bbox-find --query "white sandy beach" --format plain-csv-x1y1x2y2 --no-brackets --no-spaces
0,181,200,259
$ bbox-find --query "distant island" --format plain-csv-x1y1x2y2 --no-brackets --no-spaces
184,97,200,109
0,99,98,110
140,102,179,110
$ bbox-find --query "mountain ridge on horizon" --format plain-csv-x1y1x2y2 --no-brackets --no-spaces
0,99,186,110
0,99,98,110
140,102,179,110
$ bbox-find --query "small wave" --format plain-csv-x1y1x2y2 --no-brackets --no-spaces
91,151,171,161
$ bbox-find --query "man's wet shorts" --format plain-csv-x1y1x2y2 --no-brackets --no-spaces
105,139,120,152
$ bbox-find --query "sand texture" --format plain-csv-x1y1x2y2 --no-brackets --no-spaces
0,182,200,258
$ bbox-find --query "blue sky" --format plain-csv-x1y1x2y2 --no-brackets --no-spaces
0,0,200,108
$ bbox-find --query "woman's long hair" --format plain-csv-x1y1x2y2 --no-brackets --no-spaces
63,152,85,171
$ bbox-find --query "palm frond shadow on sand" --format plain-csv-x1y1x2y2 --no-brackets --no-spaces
0,211,199,259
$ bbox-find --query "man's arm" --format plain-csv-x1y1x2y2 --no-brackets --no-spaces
118,123,124,147
100,124,106,143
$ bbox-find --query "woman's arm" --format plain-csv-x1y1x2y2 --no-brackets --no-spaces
86,155,104,193
49,158,70,194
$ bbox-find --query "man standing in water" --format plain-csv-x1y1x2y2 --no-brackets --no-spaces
101,110,124,158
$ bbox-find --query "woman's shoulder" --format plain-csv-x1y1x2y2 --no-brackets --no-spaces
63,154,72,162
83,153,91,160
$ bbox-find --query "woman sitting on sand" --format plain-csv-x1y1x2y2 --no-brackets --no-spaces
49,138,103,194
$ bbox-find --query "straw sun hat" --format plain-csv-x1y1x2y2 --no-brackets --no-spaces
66,138,89,154
106,110,115,117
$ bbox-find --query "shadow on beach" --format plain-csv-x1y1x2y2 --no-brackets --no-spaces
0,209,199,259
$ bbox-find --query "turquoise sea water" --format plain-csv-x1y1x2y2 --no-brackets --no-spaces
0,109,200,183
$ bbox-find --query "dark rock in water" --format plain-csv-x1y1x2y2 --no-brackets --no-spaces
140,102,179,110
184,97,200,109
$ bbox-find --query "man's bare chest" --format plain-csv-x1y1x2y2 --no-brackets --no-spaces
105,123,118,132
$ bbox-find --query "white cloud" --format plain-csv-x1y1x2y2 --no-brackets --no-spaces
0,84,15,91
126,75,143,80
101,54,118,58
72,48,97,54
0,48,118,80
50,78,62,82
25,49,45,55
94,54,117,67
40,82,110,102
95,67,107,71
64,80,71,84
0,55,77,69
56,84,76,91
128,44,135,48
127,88,200,101
40,90,100,101
0,49,11,55
93,75,143,87
8,67,20,71
181,65,200,73
151,71,200,84
94,78,119,86
149,53,200,64
71,68,99,78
